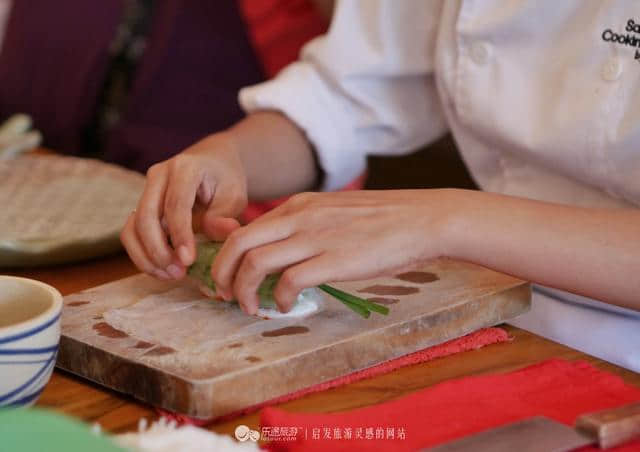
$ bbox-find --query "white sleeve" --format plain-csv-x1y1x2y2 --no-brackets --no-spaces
239,0,448,191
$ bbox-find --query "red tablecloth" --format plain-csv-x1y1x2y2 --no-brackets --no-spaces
261,359,640,451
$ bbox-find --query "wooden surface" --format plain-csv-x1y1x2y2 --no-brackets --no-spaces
57,260,529,418
5,253,640,439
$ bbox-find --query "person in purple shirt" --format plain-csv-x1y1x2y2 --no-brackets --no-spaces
0,0,329,173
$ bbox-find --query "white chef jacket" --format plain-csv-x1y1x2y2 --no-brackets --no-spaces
240,1,640,371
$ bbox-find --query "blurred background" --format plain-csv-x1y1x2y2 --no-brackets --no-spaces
0,0,476,192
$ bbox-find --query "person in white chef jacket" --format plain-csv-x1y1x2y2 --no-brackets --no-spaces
121,1,640,371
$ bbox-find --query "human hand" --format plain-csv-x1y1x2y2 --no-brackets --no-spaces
120,132,248,280
0,114,42,159
209,189,461,314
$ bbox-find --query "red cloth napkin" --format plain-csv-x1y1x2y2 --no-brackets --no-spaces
159,327,509,425
260,359,640,451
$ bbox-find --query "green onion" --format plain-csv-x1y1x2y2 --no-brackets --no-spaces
318,284,389,316
333,296,371,319
188,241,391,318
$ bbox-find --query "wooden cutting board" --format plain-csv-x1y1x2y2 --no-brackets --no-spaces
57,259,530,419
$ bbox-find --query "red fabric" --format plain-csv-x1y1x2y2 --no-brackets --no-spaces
260,359,640,451
238,0,328,78
158,327,510,426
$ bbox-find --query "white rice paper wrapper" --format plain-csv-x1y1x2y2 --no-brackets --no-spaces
195,280,321,319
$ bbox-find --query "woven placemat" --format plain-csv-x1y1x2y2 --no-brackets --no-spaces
0,154,144,267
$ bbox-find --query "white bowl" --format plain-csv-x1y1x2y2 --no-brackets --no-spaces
0,276,62,407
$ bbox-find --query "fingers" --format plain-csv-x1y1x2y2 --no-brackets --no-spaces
163,158,203,267
120,131,252,280
134,165,176,272
201,217,241,241
200,180,247,226
121,213,170,279
232,235,318,314
211,215,297,296
273,254,338,311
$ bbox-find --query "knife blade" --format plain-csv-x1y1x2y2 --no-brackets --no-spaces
425,401,640,451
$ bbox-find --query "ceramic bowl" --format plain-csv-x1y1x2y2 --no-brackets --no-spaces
0,276,62,407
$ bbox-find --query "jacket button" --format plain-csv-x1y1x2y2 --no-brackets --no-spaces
470,42,490,65
602,58,622,81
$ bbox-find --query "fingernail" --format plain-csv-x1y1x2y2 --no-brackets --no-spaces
219,288,232,301
153,269,170,280
177,245,191,266
166,264,183,279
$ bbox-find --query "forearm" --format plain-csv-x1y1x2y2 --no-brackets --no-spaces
226,111,320,201
444,190,640,310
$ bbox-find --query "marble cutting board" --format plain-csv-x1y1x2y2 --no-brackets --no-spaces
57,259,530,419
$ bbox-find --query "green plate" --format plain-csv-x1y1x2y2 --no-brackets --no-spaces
0,408,126,452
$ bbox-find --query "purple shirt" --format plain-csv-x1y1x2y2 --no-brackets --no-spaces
0,0,264,172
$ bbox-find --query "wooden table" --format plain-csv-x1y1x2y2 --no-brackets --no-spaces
6,253,640,439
